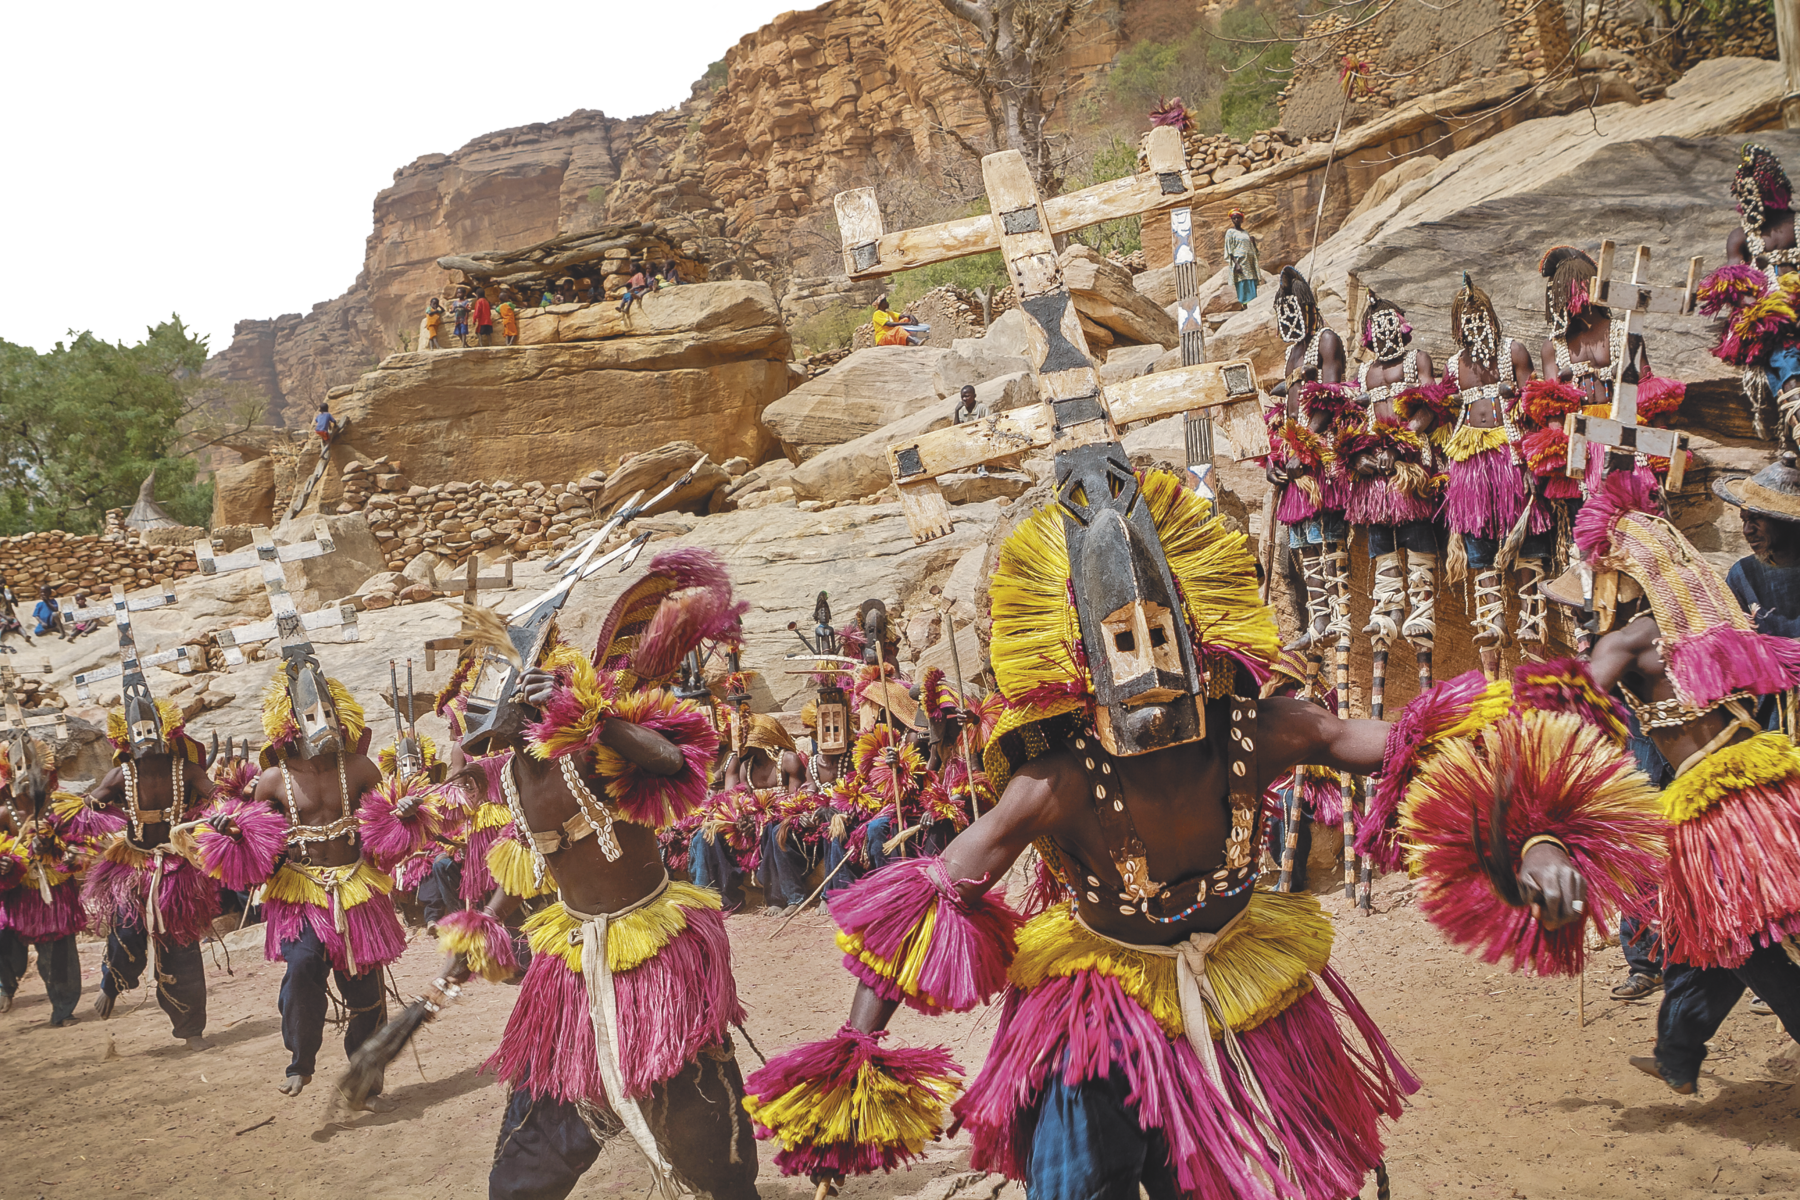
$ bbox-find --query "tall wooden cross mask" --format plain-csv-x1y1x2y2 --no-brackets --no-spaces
834,125,1271,543
70,584,197,704
0,660,65,753
192,522,358,667
1563,240,1702,491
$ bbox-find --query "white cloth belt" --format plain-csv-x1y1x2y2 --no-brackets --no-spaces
1074,906,1296,1189
567,874,680,1200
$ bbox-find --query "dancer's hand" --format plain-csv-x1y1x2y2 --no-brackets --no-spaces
1518,841,1586,931
517,668,557,708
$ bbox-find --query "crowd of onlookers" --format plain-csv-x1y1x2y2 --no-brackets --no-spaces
0,576,100,652
421,261,684,350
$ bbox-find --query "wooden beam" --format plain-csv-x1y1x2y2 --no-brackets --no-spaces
1106,359,1263,427
843,73,1534,281
888,407,1060,483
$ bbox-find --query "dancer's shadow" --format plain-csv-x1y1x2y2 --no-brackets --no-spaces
143,1015,282,1058
310,1064,496,1140
1605,1075,1800,1151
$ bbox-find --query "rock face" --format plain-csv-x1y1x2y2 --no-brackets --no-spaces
1208,58,1787,440
323,281,789,488
760,346,948,461
1059,244,1178,351
205,110,659,427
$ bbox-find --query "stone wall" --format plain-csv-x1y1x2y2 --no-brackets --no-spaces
0,523,204,598
354,466,611,573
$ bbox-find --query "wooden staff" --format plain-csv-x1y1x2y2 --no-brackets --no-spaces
1260,481,1284,605
872,633,908,856
939,606,980,819
1278,781,1301,893
1336,616,1357,906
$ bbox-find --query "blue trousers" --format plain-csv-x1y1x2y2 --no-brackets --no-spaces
1655,941,1800,1087
489,1050,757,1200
1027,1065,1181,1200
417,854,462,926
688,829,744,909
0,930,81,1025
1287,511,1348,549
277,916,386,1081
822,832,862,895
1619,914,1664,978
101,926,207,1038
1366,520,1437,557
755,823,810,908
1462,530,1555,570
862,814,895,875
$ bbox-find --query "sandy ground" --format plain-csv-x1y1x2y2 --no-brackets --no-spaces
2,871,1795,1200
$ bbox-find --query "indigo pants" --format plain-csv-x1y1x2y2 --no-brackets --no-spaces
102,926,207,1038
277,916,386,1081
490,1048,757,1200
1655,941,1800,1087
1619,915,1664,978
0,930,81,1024
418,854,463,926
1027,1065,1182,1200
687,830,744,910
1366,520,1437,557
821,832,862,896
754,823,810,908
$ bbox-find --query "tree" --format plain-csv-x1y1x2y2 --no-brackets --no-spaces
0,318,221,535
934,0,1096,193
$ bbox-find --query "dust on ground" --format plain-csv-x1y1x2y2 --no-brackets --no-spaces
1,872,1794,1200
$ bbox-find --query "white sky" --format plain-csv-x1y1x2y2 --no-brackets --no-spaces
5,0,804,356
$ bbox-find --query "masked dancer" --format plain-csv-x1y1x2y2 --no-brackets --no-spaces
1701,143,1800,443
0,737,91,1025
1441,272,1547,673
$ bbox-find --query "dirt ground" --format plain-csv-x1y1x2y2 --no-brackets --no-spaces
2,870,1795,1200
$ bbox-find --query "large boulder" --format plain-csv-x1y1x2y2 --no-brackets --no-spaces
1208,57,1787,437
789,373,1036,502
1059,244,1179,351
211,457,276,528
953,307,1033,360
327,281,790,490
760,346,949,461
932,344,1033,398
597,441,732,516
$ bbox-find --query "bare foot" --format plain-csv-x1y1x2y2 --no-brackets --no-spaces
278,1074,311,1096
50,1014,79,1028
184,1036,213,1051
94,992,116,1019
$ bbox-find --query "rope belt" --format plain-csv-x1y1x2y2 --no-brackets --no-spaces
564,874,680,1200
1072,905,1295,1190
283,857,371,975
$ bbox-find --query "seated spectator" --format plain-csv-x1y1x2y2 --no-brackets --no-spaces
32,586,60,638
617,263,654,315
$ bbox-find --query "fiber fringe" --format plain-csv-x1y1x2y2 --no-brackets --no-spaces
194,798,290,891
435,907,520,982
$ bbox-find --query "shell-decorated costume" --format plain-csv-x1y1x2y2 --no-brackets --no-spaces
455,549,746,1122
747,472,1425,1198
80,701,220,945
192,675,408,976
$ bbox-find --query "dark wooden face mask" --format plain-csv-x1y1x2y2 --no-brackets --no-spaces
1056,441,1204,757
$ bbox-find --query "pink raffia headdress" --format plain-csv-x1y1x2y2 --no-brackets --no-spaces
1574,473,1800,710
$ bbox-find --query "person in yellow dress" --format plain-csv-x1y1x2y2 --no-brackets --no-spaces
423,297,445,350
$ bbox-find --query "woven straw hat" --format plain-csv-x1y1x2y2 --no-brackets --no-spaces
1713,452,1800,522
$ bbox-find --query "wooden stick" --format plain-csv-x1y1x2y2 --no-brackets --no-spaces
940,606,980,819
872,633,908,854
1579,968,1586,1028
1260,485,1283,605
767,848,861,941
1279,782,1301,893
234,1116,275,1136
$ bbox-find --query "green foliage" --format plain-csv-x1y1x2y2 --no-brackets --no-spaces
587,184,608,207
791,304,866,354
889,252,1010,311
0,318,216,535
701,59,728,91
1068,137,1144,258
1213,6,1291,141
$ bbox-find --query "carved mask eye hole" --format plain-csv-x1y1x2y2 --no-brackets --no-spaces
1070,483,1089,507
1114,630,1136,653
1149,627,1167,648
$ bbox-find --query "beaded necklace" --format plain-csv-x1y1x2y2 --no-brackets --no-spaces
1449,339,1523,446
1745,226,1800,285
499,754,549,894
121,755,185,842
1553,317,1628,388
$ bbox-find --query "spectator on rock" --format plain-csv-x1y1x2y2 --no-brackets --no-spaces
951,384,989,425
1225,208,1261,305
497,291,520,346
32,586,60,639
538,285,556,309
424,297,445,350
451,288,472,346
872,293,928,345
472,291,493,347
617,262,653,315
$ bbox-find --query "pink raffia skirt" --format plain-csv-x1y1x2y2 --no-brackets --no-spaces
0,877,88,944
954,896,1417,1200
82,841,221,945
1443,442,1543,540
1345,474,1437,528
262,860,407,975
484,882,744,1104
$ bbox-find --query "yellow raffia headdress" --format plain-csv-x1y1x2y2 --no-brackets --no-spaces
983,470,1279,790
260,673,366,765
105,698,202,763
